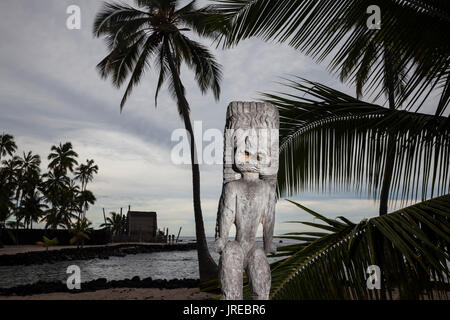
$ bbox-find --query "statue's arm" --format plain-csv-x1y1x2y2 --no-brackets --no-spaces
263,186,277,254
214,183,236,253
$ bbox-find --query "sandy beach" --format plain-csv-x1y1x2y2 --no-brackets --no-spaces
0,287,217,300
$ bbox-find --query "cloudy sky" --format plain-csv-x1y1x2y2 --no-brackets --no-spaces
2,0,434,237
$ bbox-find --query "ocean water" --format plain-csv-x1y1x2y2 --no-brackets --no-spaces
0,237,298,288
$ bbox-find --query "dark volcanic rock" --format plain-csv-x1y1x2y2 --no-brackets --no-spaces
0,277,201,296
0,243,197,267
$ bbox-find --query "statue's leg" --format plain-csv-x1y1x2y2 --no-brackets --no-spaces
219,241,244,300
246,245,271,300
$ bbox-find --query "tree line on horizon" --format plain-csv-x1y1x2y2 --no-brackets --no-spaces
0,133,99,246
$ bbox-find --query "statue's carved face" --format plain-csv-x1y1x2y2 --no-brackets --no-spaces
223,102,279,183
234,129,272,173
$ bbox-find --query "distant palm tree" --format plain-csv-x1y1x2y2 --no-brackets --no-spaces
41,169,70,202
16,151,41,210
93,0,222,281
40,170,73,229
0,168,15,247
1,156,20,186
20,191,47,229
100,211,125,236
74,159,99,192
48,142,78,175
69,217,93,249
6,152,41,231
0,157,20,240
0,133,17,162
74,159,99,218
76,189,96,219
40,208,66,230
58,180,82,227
18,151,41,175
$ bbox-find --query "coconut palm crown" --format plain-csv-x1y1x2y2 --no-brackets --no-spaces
93,0,223,281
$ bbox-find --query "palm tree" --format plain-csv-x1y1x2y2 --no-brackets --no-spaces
58,180,82,228
1,156,20,188
41,169,70,203
76,189,96,219
20,192,47,229
0,133,17,162
40,208,66,230
93,0,223,281
69,217,93,249
0,168,15,247
74,159,99,192
16,151,41,211
7,152,41,231
40,170,71,229
48,142,78,175
100,211,126,237
74,159,99,218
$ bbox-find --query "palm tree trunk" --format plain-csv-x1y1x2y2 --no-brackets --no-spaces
164,39,218,282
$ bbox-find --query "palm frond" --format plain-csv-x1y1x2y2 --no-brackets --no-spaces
270,195,450,300
263,77,450,204
171,32,222,100
93,2,150,39
119,32,162,109
210,0,450,114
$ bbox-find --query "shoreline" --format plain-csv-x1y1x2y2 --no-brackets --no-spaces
0,242,197,266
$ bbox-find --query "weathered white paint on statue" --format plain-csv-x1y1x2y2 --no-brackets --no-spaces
215,102,279,300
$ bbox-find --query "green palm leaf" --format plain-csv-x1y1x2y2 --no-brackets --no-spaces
270,195,450,300
263,77,450,203
210,0,450,115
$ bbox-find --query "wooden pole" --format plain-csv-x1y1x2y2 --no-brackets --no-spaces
102,208,107,224
176,227,182,243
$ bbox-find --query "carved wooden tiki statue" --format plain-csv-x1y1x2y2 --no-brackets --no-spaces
214,101,279,300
